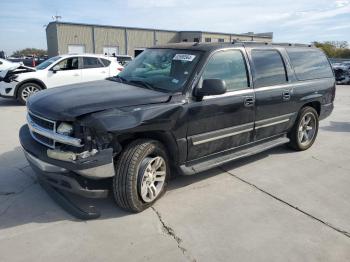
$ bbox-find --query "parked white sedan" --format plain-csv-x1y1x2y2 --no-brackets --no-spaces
0,54,123,104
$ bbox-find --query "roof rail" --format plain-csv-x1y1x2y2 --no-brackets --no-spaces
229,40,314,47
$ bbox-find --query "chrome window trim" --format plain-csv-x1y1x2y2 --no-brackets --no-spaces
27,114,83,148
203,88,253,100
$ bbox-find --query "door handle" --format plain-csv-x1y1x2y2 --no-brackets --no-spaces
244,96,255,107
101,71,106,74
282,91,291,101
73,74,80,77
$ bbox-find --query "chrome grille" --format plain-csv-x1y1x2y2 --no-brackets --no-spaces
27,111,83,149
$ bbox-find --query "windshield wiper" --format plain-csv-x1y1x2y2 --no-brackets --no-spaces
128,80,157,91
110,75,128,83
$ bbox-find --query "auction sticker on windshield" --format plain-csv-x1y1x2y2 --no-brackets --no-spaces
173,54,196,62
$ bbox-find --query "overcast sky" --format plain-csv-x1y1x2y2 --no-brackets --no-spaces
0,0,349,55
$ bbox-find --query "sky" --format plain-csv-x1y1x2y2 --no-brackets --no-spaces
0,0,349,55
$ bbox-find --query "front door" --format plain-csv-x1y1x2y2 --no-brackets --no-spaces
247,48,296,141
46,57,82,88
187,48,255,161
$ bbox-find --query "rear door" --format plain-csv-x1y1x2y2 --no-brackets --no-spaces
187,48,255,161
247,48,296,141
46,57,82,88
81,57,109,82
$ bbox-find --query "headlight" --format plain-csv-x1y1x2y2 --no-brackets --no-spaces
57,122,74,136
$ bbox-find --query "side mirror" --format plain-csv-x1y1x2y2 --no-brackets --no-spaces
52,65,60,73
195,79,227,98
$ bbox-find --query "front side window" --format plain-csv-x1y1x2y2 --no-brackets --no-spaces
83,57,104,69
251,50,287,87
202,50,249,91
56,57,79,71
116,48,202,93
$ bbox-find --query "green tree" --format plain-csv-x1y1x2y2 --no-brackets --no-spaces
12,48,47,57
313,41,350,58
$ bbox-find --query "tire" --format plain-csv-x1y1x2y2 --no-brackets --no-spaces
113,139,170,212
287,106,319,151
17,83,42,105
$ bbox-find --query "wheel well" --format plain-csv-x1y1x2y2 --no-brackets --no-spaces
117,131,179,164
302,101,321,116
16,79,46,98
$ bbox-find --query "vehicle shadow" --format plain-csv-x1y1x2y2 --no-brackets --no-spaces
0,98,22,107
0,144,290,230
320,121,350,132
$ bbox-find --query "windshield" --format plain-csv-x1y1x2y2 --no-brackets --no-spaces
115,49,202,92
36,56,61,70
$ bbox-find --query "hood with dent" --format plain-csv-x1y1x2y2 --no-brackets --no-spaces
27,80,171,121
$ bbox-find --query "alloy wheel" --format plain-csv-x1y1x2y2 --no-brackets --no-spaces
139,156,167,203
298,112,317,146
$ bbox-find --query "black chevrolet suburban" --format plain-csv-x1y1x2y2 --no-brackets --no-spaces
19,42,335,216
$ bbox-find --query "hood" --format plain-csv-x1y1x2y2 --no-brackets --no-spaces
0,64,36,82
27,80,171,121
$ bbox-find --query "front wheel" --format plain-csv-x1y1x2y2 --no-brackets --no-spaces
113,139,169,212
17,83,42,105
288,106,319,151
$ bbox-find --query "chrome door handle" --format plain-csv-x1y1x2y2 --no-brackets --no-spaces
73,74,80,77
244,96,255,107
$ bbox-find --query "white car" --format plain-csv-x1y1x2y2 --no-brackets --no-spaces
0,54,123,104
0,58,21,72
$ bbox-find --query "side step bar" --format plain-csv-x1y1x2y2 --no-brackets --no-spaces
180,136,290,175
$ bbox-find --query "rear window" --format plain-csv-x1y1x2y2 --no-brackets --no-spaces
251,50,287,87
101,58,111,67
83,57,104,69
286,48,333,80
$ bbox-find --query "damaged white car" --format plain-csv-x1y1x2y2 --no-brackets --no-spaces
0,54,123,104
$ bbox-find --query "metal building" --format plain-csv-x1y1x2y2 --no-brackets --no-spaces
46,21,273,57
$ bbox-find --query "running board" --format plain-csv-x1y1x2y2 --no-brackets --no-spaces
180,136,290,175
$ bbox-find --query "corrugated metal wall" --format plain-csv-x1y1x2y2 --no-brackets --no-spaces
56,24,94,54
94,27,126,54
46,22,273,57
46,23,58,57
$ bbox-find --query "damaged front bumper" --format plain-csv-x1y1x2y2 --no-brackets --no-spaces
19,125,115,198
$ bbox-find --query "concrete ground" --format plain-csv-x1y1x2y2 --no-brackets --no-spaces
0,85,349,262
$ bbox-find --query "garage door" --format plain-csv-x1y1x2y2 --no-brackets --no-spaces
68,45,85,54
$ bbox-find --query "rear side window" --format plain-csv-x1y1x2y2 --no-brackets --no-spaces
286,48,333,80
83,57,104,69
202,50,249,92
251,50,287,87
101,58,111,67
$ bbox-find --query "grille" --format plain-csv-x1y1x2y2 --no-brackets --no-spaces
29,113,55,130
32,132,54,147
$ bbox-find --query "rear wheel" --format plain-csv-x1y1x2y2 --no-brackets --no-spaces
17,83,42,105
288,106,319,151
113,139,169,212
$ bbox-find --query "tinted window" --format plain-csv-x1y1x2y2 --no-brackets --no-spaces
252,50,287,87
101,58,111,67
83,57,104,69
286,48,333,80
202,50,249,91
56,57,79,70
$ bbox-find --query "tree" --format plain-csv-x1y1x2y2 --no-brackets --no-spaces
313,41,350,58
12,48,47,57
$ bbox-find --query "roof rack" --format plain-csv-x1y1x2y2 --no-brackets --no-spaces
230,40,313,47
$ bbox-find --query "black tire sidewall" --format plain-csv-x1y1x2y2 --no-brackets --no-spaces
17,83,42,105
114,140,170,212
